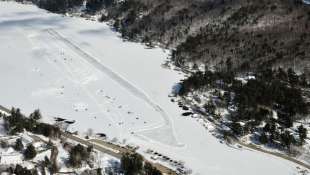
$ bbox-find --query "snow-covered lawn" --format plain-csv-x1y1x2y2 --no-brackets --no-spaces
0,1,307,174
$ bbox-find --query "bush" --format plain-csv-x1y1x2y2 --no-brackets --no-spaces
24,144,37,160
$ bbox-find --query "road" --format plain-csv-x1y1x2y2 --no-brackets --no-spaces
3,98,310,173
64,132,177,175
62,132,123,159
190,104,310,171
0,105,176,175
236,141,310,170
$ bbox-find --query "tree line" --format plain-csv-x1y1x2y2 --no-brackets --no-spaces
178,67,309,150
3,108,61,138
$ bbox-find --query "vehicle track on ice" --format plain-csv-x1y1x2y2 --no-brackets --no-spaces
45,29,173,132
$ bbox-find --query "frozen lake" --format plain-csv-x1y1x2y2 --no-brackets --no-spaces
0,1,304,174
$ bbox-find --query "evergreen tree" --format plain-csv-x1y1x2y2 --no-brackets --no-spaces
68,144,90,168
144,162,162,175
30,109,42,121
230,122,243,136
86,0,104,11
287,68,299,86
263,123,271,133
97,168,103,175
14,138,24,151
67,0,84,8
14,164,33,175
259,132,269,144
38,0,67,12
298,125,307,145
121,152,143,175
280,131,294,149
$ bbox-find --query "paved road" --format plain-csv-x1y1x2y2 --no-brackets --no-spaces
21,128,177,174
65,133,176,175
5,98,310,173
62,132,122,159
191,104,310,171
236,141,310,170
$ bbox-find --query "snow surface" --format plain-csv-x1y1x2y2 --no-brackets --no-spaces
0,1,306,174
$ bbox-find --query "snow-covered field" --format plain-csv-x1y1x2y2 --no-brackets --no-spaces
0,1,307,174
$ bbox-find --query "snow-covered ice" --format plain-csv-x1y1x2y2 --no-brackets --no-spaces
0,1,306,174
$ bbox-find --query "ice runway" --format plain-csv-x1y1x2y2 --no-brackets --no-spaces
0,1,305,175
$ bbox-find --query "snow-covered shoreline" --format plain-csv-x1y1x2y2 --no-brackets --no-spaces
0,1,308,174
